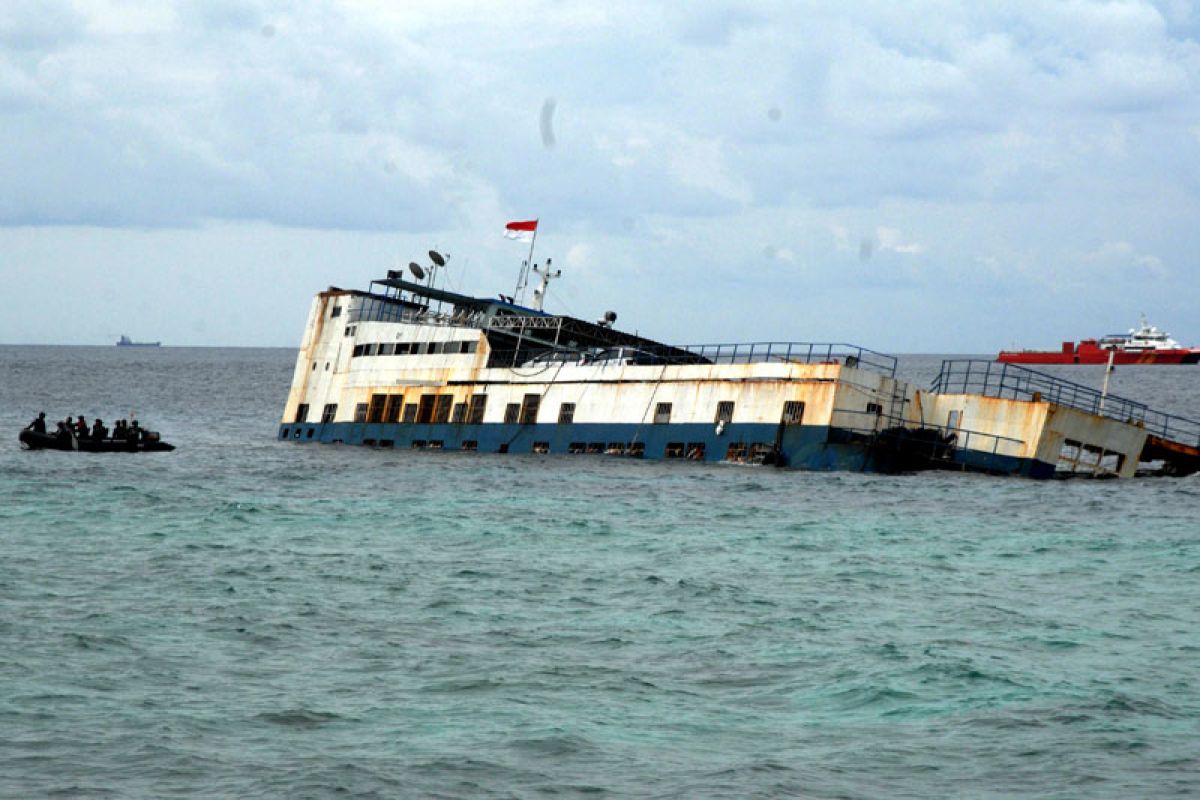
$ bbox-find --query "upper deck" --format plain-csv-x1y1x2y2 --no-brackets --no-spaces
339,273,898,376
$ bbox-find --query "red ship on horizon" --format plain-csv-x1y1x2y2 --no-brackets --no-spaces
998,316,1200,365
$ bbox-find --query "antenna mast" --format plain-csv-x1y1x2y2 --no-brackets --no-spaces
530,259,561,312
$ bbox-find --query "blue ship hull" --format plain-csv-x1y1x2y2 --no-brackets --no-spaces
278,421,1050,477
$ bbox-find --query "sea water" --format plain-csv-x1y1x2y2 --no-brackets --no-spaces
1,346,1198,799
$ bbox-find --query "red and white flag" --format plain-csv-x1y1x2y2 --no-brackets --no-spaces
504,219,538,242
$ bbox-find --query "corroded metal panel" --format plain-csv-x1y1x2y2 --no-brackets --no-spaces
922,392,1147,477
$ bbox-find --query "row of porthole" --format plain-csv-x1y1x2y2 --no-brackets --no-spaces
280,430,775,462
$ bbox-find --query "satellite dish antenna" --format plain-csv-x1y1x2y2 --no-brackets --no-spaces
429,250,446,267
409,263,426,281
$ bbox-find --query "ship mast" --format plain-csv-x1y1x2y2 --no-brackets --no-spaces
530,259,561,312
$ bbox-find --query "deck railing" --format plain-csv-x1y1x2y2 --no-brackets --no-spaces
931,359,1200,446
677,342,897,375
833,406,1026,458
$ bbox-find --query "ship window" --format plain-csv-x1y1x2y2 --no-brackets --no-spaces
629,442,645,457
364,343,377,356
353,344,365,357
354,403,368,423
331,305,342,318
520,394,541,425
384,395,403,423
378,342,395,356
412,440,426,449
367,394,387,423
280,428,289,439
345,326,355,337
947,409,962,431
867,402,883,416
311,362,317,371
498,443,509,453
468,394,488,424
428,440,443,450
606,442,626,455
532,441,550,454
726,442,749,462
504,403,521,424
321,404,337,423
428,342,442,355
433,395,453,424
462,341,478,354
558,403,576,424
451,402,467,423
402,403,418,423
395,343,411,355
568,442,586,454
653,402,672,424
665,442,685,458
294,429,301,439
379,439,394,448
686,442,705,460
782,401,805,425
750,443,775,463
417,394,437,424
363,438,376,447
294,403,309,423
715,401,734,424
462,440,478,451
587,443,604,454
325,362,330,371
307,428,314,439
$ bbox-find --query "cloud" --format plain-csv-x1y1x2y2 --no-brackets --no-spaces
875,227,925,256
2,1,1200,350
1083,240,1166,276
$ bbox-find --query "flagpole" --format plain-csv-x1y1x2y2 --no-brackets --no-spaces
513,220,539,305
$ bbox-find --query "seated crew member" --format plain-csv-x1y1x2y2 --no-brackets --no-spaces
91,418,107,440
112,420,126,440
75,416,89,438
25,412,47,433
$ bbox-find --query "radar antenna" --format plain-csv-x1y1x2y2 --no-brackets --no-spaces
427,250,449,287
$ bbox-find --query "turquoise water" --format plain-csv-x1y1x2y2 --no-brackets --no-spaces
2,347,1198,798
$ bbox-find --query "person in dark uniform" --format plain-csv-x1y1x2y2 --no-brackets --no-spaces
75,415,89,438
25,412,47,433
91,418,107,440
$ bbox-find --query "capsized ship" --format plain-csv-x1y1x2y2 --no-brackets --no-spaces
280,252,1200,478
998,316,1200,365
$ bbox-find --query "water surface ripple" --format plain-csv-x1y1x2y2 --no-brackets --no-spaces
1,347,1197,798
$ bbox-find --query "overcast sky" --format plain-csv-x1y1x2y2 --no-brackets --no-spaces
3,0,1199,351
